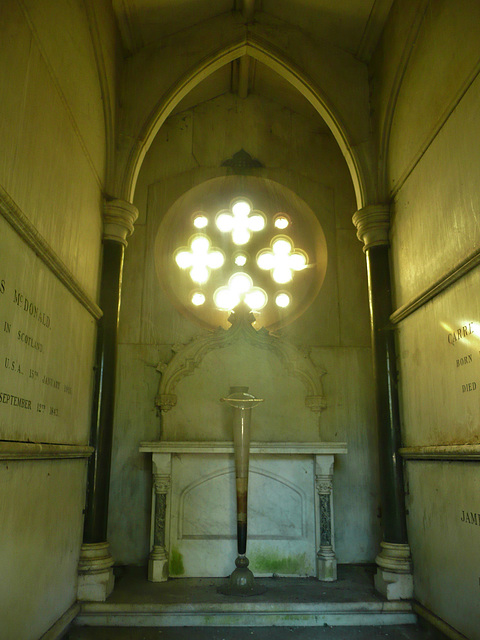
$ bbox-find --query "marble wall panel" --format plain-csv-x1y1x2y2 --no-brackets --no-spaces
192,94,292,170
0,218,96,444
108,343,169,565
0,0,103,298
118,226,146,345
390,72,480,309
397,266,480,447
387,0,480,195
169,453,316,577
405,461,480,640
311,346,380,563
336,229,370,348
20,0,107,179
0,458,87,640
161,341,319,443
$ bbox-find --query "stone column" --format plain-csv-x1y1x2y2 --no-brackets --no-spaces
352,205,413,600
78,199,138,602
315,455,337,581
148,453,172,582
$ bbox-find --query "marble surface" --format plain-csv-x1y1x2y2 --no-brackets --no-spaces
74,565,417,628
167,453,318,578
0,216,96,444
405,460,480,640
397,267,480,448
0,459,87,640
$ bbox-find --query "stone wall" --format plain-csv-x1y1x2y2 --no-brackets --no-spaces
109,91,380,568
0,1,116,637
372,1,480,637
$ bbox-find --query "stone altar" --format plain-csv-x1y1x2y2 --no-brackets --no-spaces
140,441,347,582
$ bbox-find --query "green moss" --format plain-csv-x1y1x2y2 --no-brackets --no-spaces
169,547,185,576
251,551,307,575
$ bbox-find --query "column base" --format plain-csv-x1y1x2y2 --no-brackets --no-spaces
148,547,169,582
375,541,413,600
316,548,337,581
77,542,115,602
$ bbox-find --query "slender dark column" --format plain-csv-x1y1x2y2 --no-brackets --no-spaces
365,244,408,544
77,199,138,602
353,205,412,600
83,240,124,543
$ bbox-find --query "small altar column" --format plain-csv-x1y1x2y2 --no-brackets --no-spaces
148,453,172,582
315,455,337,581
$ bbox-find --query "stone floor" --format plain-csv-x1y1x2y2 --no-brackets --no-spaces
67,566,447,640
67,623,444,639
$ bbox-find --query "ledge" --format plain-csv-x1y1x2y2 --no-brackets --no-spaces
140,441,347,455
399,444,480,461
0,441,94,460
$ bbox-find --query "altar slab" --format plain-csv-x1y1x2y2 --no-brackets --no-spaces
140,441,347,580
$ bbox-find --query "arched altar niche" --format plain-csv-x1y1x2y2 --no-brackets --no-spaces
144,305,347,580
155,302,326,442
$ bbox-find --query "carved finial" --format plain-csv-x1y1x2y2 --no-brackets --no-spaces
221,149,264,174
227,301,256,327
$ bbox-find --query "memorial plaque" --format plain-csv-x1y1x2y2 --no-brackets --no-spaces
406,462,480,640
0,216,96,444
398,268,480,446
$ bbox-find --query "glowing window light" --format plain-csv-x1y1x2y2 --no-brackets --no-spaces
245,287,267,310
275,292,291,308
214,287,240,311
206,250,224,269
289,251,307,271
191,292,206,306
247,213,266,232
174,234,224,285
274,215,289,230
175,250,193,269
234,253,247,266
231,199,251,216
257,250,275,270
190,265,209,284
191,235,210,254
215,198,264,245
272,266,293,284
272,238,292,255
216,211,234,232
193,214,208,229
229,272,252,294
257,236,307,285
232,227,251,246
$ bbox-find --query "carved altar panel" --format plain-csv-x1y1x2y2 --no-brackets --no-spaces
169,453,314,578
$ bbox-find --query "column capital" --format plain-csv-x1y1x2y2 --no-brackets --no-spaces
352,204,390,251
103,198,139,245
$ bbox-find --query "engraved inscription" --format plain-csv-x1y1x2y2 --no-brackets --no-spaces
445,321,478,395
13,288,51,329
447,322,474,346
461,511,480,526
457,354,473,367
0,391,32,410
1,276,73,421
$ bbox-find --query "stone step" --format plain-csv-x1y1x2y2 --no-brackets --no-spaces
76,600,417,628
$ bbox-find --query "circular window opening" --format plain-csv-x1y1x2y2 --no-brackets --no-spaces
155,176,327,330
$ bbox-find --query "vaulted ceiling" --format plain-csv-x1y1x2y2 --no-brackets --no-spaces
112,0,393,120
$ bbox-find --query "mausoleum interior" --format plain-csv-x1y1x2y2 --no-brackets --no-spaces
1,1,479,638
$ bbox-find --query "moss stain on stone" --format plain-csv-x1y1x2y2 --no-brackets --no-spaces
251,551,307,575
169,547,185,575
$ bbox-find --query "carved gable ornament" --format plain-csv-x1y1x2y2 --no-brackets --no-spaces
155,302,326,417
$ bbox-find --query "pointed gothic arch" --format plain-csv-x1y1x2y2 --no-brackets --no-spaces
121,36,370,209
